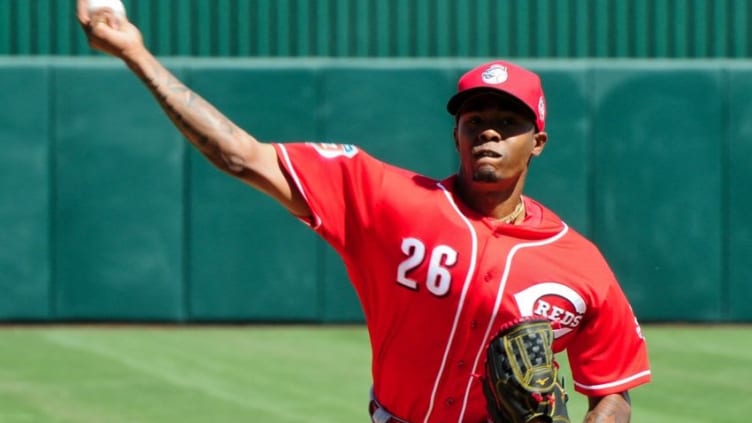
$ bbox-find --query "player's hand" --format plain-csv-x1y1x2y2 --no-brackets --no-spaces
76,0,145,60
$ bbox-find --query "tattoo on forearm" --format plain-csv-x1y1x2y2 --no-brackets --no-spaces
136,63,239,168
584,394,630,423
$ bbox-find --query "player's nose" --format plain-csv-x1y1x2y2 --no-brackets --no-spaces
477,128,502,143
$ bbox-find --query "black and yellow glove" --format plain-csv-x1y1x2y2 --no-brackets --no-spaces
482,318,570,423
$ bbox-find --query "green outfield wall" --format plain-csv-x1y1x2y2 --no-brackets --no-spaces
1,0,751,58
0,57,749,323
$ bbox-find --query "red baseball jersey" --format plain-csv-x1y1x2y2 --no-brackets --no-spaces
274,142,651,423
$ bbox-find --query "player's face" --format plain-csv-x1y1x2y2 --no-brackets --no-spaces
453,93,547,186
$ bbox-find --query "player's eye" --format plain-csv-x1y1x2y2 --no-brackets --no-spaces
465,116,482,126
497,116,533,133
499,118,514,126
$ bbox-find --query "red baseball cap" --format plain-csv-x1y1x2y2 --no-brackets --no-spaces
446,60,547,131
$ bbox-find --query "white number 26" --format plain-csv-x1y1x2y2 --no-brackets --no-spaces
396,237,458,296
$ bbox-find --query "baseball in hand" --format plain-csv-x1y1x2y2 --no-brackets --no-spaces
88,0,127,17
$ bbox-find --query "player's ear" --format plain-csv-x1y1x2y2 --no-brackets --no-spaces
531,131,547,157
453,126,459,150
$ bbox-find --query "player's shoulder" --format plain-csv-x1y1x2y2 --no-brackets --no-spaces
293,142,363,159
530,199,589,239
529,198,610,261
279,141,386,171
280,141,438,185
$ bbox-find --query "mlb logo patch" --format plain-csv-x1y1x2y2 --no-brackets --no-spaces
309,143,359,159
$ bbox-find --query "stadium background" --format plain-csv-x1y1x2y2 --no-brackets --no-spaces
1,0,750,324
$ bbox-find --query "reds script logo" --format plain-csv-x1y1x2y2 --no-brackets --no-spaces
513,282,586,339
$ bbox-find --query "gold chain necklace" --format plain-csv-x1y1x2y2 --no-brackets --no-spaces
498,200,526,224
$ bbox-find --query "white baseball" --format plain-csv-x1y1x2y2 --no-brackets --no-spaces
88,0,127,17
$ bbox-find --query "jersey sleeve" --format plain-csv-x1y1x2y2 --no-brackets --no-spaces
566,271,652,397
272,142,386,254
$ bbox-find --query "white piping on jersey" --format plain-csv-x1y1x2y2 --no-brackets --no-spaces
573,369,652,391
458,223,569,422
276,144,323,229
421,186,570,423
420,183,480,423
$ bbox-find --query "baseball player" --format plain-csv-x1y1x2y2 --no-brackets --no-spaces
78,3,651,423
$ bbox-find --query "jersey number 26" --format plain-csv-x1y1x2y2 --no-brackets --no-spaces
396,237,458,297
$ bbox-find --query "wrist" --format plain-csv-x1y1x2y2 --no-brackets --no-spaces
122,45,151,66
122,46,160,80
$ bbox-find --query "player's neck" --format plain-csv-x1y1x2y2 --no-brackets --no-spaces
475,193,525,223
495,199,526,224
456,179,527,223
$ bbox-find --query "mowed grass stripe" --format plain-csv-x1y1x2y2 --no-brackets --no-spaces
0,333,141,423
0,327,371,423
0,325,749,423
630,325,752,423
556,325,752,423
43,330,283,420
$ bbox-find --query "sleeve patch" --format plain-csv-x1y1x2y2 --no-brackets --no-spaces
308,142,359,159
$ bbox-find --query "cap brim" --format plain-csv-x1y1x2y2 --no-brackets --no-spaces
446,87,531,117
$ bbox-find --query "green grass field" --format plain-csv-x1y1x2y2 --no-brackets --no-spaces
0,324,749,422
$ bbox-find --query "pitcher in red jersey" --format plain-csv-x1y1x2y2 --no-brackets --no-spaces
78,3,651,422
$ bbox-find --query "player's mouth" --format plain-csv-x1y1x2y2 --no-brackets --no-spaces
473,150,502,159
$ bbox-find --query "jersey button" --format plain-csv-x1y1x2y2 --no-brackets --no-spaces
458,360,465,368
470,320,478,329
445,397,455,406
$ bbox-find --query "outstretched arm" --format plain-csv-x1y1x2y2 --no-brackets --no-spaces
584,392,631,423
76,1,311,218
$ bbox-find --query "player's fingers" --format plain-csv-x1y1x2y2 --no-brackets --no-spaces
87,10,122,36
86,34,123,57
76,0,92,26
78,1,125,34
83,20,121,56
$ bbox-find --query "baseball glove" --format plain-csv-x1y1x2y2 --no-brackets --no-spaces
482,317,570,423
